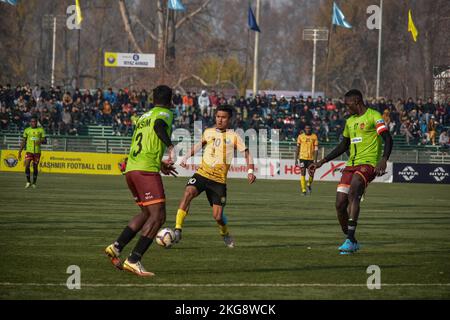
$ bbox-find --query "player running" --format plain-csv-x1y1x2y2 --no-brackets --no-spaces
173,105,256,248
18,117,46,189
104,85,178,277
308,89,393,254
295,124,318,195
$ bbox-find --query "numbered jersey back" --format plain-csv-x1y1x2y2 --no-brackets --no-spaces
125,106,173,173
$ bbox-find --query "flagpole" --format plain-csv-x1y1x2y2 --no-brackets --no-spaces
375,0,383,98
51,16,56,88
252,0,260,97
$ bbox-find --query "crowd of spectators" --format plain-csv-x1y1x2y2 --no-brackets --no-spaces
1,83,449,149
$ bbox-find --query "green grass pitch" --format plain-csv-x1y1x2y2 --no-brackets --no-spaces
0,172,449,299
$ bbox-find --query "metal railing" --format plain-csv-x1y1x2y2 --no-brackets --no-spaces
1,134,449,164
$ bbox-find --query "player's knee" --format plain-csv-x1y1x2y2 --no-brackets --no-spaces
184,188,197,201
335,200,346,212
347,188,361,202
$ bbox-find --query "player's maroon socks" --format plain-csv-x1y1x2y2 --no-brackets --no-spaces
32,163,38,184
115,226,137,251
128,236,153,263
347,219,357,242
25,166,31,183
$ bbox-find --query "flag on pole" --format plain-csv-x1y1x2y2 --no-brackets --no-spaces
408,9,418,42
75,0,83,25
0,0,18,5
248,5,260,32
332,2,352,29
168,0,186,11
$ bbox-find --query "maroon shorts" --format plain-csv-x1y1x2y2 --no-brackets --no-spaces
25,152,41,164
337,165,376,194
125,171,165,207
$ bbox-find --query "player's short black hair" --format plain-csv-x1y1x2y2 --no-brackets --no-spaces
344,89,363,103
216,105,233,118
153,85,173,106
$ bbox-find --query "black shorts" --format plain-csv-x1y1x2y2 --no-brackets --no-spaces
299,159,313,169
186,173,227,207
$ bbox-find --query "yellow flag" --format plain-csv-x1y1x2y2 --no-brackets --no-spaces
408,9,418,42
75,0,83,25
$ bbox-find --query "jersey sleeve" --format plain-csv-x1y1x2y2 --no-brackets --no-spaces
40,128,46,138
343,121,350,138
153,109,173,127
234,133,247,152
373,110,388,135
297,134,302,145
22,128,28,139
313,134,319,148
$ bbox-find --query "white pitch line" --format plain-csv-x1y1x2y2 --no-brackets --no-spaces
0,282,449,288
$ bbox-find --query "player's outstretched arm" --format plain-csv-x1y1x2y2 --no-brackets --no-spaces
244,149,256,184
180,140,206,168
375,131,393,176
308,137,350,175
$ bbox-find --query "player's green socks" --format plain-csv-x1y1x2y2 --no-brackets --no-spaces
347,219,357,242
300,176,306,193
175,208,187,230
307,176,313,186
218,224,229,236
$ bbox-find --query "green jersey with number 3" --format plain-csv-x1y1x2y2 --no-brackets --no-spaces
23,126,46,154
343,108,388,167
125,106,173,173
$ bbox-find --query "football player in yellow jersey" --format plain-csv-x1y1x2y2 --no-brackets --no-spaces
295,125,318,195
173,105,256,248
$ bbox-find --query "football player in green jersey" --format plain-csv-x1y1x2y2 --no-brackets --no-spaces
18,117,46,189
309,89,393,254
105,85,178,276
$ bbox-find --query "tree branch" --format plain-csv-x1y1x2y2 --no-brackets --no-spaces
175,0,211,30
131,14,158,41
118,0,143,53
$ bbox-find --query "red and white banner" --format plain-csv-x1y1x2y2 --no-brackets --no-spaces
173,157,393,183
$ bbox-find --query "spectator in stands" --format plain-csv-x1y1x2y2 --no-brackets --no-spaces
198,90,210,116
218,92,227,106
0,106,9,130
182,92,194,114
102,101,113,126
234,96,247,118
427,117,437,145
172,90,183,116
439,130,449,149
61,106,72,135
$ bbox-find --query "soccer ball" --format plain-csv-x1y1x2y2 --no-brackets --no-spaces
156,228,175,248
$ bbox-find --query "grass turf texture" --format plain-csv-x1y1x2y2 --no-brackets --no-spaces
0,172,449,300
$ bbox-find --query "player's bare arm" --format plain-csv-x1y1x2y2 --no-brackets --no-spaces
375,131,393,176
244,149,256,184
154,118,176,164
294,142,300,166
180,139,207,168
18,137,26,160
308,137,350,175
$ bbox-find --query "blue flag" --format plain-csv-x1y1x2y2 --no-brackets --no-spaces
168,0,185,11
332,2,352,29
248,5,260,32
0,0,18,5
